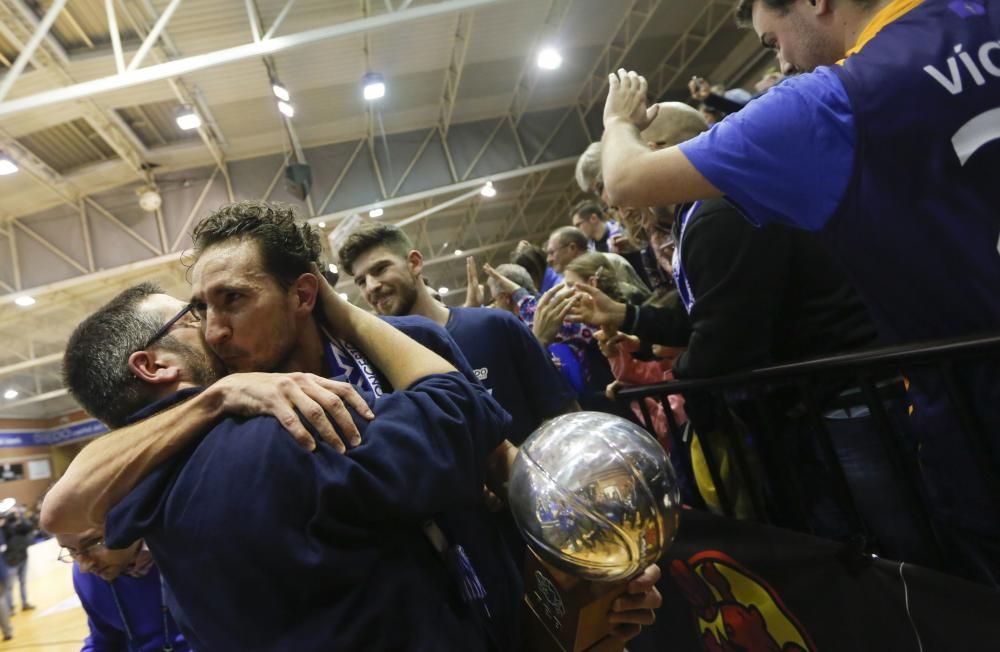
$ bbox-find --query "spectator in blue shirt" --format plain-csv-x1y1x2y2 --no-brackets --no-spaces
56,529,188,652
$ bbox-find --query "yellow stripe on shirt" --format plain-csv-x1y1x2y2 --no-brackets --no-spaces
839,0,924,63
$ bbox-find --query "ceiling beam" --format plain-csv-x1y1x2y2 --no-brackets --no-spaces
0,0,505,120
650,0,738,100
0,0,149,179
0,352,62,378
436,12,474,137
0,0,69,102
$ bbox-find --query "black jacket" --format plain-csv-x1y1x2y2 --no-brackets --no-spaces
623,198,876,379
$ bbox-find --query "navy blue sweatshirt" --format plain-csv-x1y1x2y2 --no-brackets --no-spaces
106,318,519,651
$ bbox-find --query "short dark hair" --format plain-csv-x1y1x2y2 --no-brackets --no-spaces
571,200,605,222
191,201,322,290
736,0,877,26
736,0,793,26
337,222,414,276
551,226,588,251
63,283,164,427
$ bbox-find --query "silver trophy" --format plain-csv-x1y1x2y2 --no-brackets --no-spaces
508,412,681,651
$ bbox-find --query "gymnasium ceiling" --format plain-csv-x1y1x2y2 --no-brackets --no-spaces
0,0,774,419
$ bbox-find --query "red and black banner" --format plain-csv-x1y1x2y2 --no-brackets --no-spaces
630,509,999,651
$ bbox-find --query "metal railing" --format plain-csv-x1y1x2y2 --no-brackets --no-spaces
615,332,1000,562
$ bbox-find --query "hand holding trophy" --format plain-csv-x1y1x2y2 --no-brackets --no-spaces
509,412,681,651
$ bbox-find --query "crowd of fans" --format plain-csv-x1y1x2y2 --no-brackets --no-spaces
452,50,994,587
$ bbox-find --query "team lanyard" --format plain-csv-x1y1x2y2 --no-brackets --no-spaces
672,201,702,313
319,326,383,398
109,578,173,652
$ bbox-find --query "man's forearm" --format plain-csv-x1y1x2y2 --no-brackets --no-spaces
329,300,455,388
602,119,721,209
40,389,225,535
602,118,653,206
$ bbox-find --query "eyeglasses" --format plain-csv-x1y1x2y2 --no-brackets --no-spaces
58,539,106,563
142,303,194,350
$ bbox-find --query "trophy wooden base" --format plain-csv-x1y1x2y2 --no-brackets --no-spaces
520,549,628,652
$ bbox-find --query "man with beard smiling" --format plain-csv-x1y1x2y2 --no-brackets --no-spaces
338,222,579,447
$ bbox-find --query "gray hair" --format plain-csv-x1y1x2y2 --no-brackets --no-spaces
62,283,165,427
489,263,536,295
575,142,602,192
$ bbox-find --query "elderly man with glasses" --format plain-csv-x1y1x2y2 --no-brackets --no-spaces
55,529,189,652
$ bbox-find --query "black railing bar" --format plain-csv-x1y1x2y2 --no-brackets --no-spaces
940,363,1000,505
857,374,946,561
712,392,769,521
692,425,736,518
799,381,870,538
749,391,806,528
618,333,1000,398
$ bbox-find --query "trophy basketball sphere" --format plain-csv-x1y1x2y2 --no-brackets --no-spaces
509,411,682,581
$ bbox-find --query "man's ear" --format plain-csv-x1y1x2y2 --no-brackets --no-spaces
407,249,424,276
291,272,319,314
127,350,181,385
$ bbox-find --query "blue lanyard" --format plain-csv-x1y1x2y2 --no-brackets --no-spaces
320,327,383,398
672,201,701,313
109,576,173,652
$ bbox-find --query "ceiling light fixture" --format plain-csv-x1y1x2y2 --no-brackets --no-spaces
14,296,35,307
362,72,386,101
537,47,563,70
175,105,202,130
272,81,290,102
277,100,295,118
328,264,338,275
338,293,349,301
318,221,326,228
438,287,449,296
369,207,384,218
0,154,18,176
3,390,16,400
480,181,497,198
454,249,463,256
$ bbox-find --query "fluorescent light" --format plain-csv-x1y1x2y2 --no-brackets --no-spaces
175,105,202,130
0,156,18,176
438,287,449,296
272,82,290,102
277,100,295,117
3,390,17,400
364,82,385,101
537,47,563,70
317,221,326,228
480,181,497,198
454,249,463,256
328,264,338,274
362,72,386,101
14,296,35,307
369,207,384,218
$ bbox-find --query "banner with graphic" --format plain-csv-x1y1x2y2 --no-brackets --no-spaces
630,509,999,651
0,419,106,448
